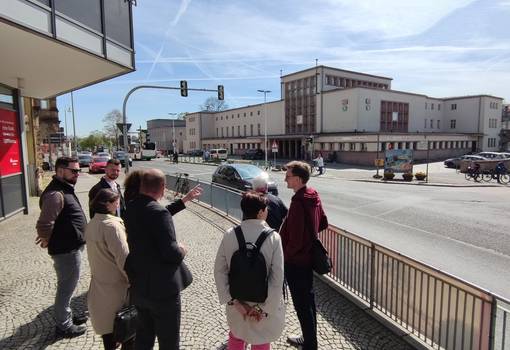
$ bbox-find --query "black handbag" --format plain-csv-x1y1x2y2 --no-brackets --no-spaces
311,238,332,275
113,292,138,343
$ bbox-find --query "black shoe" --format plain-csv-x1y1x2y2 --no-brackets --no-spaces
72,314,88,325
287,335,305,347
56,324,87,338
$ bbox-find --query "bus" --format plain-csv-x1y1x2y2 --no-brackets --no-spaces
140,142,157,160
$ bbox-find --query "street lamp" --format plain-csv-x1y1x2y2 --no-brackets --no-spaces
70,91,77,154
257,89,271,165
168,113,178,153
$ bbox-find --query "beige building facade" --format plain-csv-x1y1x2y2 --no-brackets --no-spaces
181,65,504,165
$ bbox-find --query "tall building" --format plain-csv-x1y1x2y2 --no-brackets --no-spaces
183,66,503,165
0,0,135,221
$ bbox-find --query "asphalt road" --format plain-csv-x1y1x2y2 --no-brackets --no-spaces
130,159,510,299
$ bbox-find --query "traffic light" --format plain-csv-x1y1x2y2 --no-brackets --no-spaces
180,80,188,97
218,85,224,100
146,132,150,142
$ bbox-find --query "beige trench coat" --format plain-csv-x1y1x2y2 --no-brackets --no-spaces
214,219,285,345
85,214,129,335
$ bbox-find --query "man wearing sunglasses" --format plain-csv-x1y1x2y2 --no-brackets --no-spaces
36,157,88,338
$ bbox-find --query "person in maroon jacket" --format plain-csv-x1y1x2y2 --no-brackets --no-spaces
280,161,328,350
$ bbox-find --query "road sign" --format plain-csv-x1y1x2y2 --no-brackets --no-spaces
271,141,278,153
116,123,132,133
49,133,64,144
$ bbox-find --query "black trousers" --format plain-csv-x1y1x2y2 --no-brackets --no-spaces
134,294,181,350
102,333,135,350
285,263,317,350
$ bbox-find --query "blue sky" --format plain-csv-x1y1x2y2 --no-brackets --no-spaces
57,0,510,137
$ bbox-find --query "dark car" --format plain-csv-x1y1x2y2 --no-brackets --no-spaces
212,163,278,195
188,149,204,157
113,151,132,166
444,155,487,168
242,148,264,160
78,155,93,168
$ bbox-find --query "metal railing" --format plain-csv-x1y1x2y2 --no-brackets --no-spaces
166,173,510,350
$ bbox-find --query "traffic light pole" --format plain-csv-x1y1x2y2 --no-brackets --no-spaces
121,84,222,173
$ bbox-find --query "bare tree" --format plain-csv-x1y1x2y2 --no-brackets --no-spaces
199,97,229,112
102,109,123,146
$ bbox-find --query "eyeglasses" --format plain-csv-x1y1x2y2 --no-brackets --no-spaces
65,168,81,174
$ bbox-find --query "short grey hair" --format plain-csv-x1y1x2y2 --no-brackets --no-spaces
251,175,269,193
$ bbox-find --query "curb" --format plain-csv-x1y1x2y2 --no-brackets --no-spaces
351,179,503,188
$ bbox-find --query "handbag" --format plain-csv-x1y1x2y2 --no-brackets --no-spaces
311,238,332,275
113,291,138,343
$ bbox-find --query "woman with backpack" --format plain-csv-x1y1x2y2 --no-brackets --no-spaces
214,191,285,350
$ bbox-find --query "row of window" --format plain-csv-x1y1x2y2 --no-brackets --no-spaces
489,102,499,109
488,138,497,147
325,75,389,90
189,141,197,149
488,118,498,128
425,119,441,129
216,110,260,121
189,128,196,136
216,124,261,138
425,102,441,111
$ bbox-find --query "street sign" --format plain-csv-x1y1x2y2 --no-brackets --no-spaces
116,123,132,133
271,141,278,153
49,133,64,144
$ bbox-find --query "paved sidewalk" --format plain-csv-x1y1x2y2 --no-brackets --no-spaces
0,172,413,349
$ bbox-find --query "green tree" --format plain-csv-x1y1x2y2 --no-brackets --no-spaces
79,130,107,150
199,97,228,112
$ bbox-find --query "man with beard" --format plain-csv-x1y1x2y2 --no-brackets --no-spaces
88,158,125,218
36,157,88,337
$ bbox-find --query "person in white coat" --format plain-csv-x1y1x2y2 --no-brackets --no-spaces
214,191,285,350
85,188,132,350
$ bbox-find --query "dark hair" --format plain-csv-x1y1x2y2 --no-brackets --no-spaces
285,161,310,184
107,159,121,166
55,157,78,170
241,191,267,220
124,169,144,203
140,169,165,194
91,189,119,215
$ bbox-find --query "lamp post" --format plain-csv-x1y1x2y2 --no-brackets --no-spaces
168,113,178,154
257,89,271,165
70,91,77,154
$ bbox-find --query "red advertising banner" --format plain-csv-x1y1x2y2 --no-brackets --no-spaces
0,108,21,176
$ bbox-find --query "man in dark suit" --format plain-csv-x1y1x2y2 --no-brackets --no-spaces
124,169,193,350
88,158,126,218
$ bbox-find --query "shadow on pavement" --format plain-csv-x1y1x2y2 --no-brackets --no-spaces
0,293,88,350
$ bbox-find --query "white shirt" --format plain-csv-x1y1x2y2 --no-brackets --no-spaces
104,177,120,216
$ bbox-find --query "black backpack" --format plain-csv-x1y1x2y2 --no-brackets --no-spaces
228,226,274,303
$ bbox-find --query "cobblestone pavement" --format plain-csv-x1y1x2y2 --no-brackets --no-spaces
0,172,413,349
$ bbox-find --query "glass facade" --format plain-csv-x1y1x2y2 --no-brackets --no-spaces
55,0,102,32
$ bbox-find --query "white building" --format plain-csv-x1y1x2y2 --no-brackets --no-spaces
147,119,186,153
182,66,504,165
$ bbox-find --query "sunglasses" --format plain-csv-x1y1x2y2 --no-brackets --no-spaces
65,168,81,174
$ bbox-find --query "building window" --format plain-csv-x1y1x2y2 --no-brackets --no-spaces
360,143,367,151
237,126,240,136
380,100,410,132
349,143,355,151
257,110,260,115
437,120,440,129
221,128,224,137
438,104,441,111
244,113,246,117
257,124,261,135
451,103,457,110
425,102,428,110
430,119,434,129
216,128,218,137
250,124,254,136
431,103,434,110
339,143,345,151
424,119,427,128
413,142,418,150
450,120,456,129
244,125,247,136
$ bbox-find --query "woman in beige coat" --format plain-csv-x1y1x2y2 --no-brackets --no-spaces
214,191,285,350
85,189,132,350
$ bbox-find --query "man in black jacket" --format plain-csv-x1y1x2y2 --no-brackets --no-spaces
35,157,88,337
88,158,125,218
124,169,194,350
252,175,288,231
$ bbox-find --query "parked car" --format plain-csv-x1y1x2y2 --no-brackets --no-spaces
78,155,93,168
496,152,510,159
212,163,278,195
476,151,502,159
112,151,132,166
188,149,204,157
210,148,228,160
78,151,93,156
242,148,264,160
89,157,109,173
444,155,487,168
96,152,111,159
